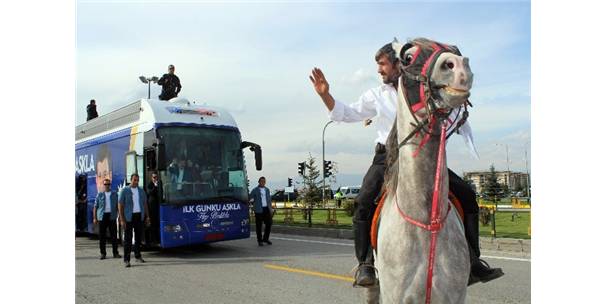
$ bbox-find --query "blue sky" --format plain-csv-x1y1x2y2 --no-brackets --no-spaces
76,0,530,190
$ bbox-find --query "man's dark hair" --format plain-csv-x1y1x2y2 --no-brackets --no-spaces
130,173,139,180
90,99,95,104
96,144,111,169
258,176,265,182
375,43,398,64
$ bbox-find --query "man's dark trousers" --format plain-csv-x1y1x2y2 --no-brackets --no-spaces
99,213,119,256
124,213,143,262
255,207,272,242
353,144,386,265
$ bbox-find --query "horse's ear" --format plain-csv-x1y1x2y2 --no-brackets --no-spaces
391,41,405,60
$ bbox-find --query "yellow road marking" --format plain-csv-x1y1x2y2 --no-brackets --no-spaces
264,263,354,283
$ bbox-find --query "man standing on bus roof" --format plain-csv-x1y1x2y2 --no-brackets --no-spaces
249,177,273,246
93,178,120,260
118,173,150,268
87,99,98,121
157,64,182,101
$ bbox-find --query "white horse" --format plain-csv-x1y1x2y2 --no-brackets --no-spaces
368,38,473,304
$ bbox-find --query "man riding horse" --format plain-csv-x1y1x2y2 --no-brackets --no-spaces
309,42,504,287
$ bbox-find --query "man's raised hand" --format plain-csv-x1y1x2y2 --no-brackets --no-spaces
309,67,330,96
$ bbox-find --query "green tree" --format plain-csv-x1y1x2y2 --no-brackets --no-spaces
481,164,506,200
299,154,322,206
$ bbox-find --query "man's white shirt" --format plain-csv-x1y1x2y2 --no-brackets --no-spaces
131,187,141,213
104,191,112,213
259,187,268,207
329,83,479,158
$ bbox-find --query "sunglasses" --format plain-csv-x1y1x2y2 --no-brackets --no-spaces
104,184,111,186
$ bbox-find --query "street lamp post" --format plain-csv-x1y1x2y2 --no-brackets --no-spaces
495,143,511,189
139,76,159,99
322,121,334,205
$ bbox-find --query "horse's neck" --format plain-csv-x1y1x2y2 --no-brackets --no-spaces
394,95,449,221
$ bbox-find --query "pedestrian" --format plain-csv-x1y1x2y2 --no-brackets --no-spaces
87,99,98,121
93,178,120,259
335,189,343,208
249,177,273,246
157,64,182,101
76,174,88,232
118,173,150,268
309,42,502,287
145,172,163,246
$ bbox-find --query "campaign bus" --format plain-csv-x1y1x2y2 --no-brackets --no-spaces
75,97,262,248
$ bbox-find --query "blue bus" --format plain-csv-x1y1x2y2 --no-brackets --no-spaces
75,97,262,248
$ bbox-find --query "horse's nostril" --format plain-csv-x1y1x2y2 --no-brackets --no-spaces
446,62,454,69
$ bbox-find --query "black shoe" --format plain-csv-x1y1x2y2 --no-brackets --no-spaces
353,263,377,287
135,257,146,263
99,254,106,260
263,240,272,245
258,241,264,246
124,261,131,268
113,253,121,259
468,259,504,286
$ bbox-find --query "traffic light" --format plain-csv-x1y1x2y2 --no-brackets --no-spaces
323,160,333,178
287,178,293,187
298,162,305,176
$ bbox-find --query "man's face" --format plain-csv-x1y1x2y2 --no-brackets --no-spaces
131,175,139,187
168,66,175,74
376,55,399,84
152,174,158,183
103,179,111,192
179,160,186,169
259,178,266,187
96,157,112,193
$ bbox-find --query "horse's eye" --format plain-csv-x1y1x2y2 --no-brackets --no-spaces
404,54,413,66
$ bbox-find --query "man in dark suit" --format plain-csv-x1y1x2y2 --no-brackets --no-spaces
249,177,273,246
86,99,98,121
157,64,182,101
146,172,163,245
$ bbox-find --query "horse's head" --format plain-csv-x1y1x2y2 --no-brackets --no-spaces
392,38,473,112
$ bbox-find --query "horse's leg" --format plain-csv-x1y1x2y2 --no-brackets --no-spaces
365,284,380,304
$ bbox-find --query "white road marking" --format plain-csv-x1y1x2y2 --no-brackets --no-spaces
272,236,531,262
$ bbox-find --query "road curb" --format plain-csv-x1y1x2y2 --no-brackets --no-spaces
269,225,530,253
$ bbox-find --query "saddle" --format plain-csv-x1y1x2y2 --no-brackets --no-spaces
370,190,465,250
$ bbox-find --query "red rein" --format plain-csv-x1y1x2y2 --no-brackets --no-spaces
395,122,449,304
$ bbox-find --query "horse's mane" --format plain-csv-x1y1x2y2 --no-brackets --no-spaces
383,120,399,194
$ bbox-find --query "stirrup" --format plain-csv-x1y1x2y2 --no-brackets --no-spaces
352,263,378,288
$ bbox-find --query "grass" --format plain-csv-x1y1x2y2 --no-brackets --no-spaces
253,202,531,239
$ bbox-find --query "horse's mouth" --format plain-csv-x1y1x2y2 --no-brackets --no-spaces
443,86,470,96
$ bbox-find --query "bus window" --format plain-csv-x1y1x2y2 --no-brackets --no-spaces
157,127,248,204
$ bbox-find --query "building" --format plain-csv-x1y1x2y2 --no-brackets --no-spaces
463,170,530,195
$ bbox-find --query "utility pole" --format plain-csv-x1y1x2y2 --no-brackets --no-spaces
322,121,334,205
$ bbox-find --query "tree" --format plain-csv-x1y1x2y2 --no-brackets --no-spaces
481,164,506,201
299,154,323,206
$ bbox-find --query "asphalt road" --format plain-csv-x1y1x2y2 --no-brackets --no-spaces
76,234,530,304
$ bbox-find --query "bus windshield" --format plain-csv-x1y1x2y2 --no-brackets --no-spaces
157,126,248,204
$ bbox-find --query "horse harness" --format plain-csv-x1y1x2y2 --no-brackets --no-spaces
394,41,470,304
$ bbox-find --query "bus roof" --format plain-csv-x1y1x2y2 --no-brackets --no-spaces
76,98,238,142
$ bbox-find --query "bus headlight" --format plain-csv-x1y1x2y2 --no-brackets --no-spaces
164,224,182,233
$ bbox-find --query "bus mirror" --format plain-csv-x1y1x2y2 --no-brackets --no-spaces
156,143,167,170
241,141,263,171
254,146,262,171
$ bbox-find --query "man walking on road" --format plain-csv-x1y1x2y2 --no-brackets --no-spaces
118,173,150,267
157,64,182,101
86,99,98,121
250,177,273,246
93,178,120,259
309,42,503,287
